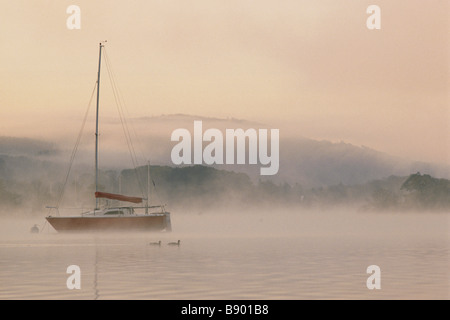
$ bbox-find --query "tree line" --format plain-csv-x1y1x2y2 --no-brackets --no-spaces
1,162,448,216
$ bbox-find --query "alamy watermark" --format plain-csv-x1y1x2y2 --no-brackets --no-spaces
66,265,81,290
366,5,381,30
66,5,81,30
65,5,381,32
64,264,381,292
171,121,279,176
366,265,381,290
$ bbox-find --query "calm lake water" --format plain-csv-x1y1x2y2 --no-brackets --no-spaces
0,210,448,300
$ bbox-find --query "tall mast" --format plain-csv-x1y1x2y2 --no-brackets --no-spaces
146,162,150,215
95,42,104,210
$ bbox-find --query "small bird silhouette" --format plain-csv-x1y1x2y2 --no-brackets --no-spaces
30,224,39,234
167,240,180,246
148,241,161,246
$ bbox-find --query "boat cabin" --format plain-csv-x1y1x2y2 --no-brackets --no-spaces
83,207,136,217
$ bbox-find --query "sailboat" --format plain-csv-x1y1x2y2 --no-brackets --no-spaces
45,42,172,232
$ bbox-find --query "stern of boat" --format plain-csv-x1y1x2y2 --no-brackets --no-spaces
164,212,172,232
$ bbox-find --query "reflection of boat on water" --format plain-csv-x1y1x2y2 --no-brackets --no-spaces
45,42,171,233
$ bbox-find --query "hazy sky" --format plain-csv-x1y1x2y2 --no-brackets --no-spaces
0,0,448,164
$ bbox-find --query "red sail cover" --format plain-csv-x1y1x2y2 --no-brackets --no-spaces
95,192,143,204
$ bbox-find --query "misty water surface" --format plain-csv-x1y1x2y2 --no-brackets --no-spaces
0,210,448,300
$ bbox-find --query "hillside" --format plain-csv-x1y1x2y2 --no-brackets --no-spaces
1,114,449,215
1,152,448,215
2,114,448,188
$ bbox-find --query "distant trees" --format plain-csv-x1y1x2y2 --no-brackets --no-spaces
1,158,449,215
361,173,450,212
0,179,21,212
120,165,256,211
400,172,450,210
370,187,400,210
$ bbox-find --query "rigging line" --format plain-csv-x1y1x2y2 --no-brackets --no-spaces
102,48,147,164
103,49,141,177
39,219,48,233
106,51,145,170
102,48,145,197
103,49,163,207
147,161,165,208
55,81,97,210
102,48,147,165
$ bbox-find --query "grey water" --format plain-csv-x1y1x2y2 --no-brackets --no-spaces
0,210,448,300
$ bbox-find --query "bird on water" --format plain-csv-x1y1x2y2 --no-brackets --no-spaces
148,241,161,246
30,224,39,234
168,240,181,246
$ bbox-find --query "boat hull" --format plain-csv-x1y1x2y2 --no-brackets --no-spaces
46,213,171,232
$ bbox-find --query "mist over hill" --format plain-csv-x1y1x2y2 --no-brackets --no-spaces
113,114,450,186
1,114,449,215
2,114,447,187
0,137,59,158
1,154,448,215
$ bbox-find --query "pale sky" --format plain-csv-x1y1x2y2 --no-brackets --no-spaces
0,0,448,164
